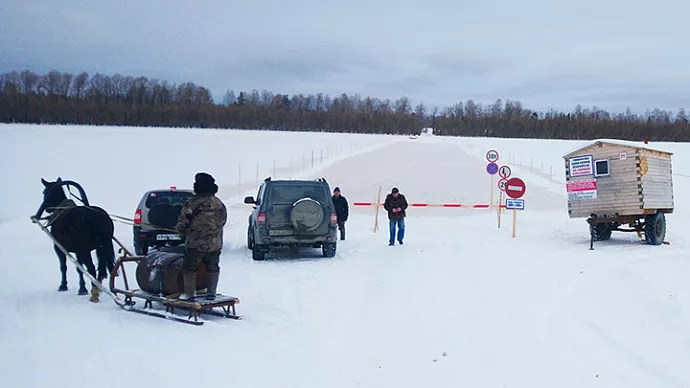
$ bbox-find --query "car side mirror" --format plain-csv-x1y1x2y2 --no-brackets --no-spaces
244,196,256,204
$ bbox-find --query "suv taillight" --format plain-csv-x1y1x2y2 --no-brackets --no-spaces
330,212,337,224
257,212,266,225
134,209,142,225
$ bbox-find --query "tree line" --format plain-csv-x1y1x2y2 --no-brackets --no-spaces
1,69,689,141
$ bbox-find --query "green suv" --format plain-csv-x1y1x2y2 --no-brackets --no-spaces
244,178,338,260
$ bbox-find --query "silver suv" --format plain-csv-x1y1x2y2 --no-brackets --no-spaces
132,187,194,255
245,178,338,260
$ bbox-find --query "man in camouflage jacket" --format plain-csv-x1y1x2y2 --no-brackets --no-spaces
175,172,227,300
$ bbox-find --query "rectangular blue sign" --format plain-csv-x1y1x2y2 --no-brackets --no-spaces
506,199,525,210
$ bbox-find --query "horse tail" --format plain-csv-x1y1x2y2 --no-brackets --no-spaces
96,238,116,280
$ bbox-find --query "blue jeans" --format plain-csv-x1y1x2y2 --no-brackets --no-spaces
389,218,405,244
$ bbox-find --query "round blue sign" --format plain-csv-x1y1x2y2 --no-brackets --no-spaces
486,162,499,175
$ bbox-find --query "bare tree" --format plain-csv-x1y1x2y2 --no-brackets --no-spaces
72,72,89,98
414,102,426,118
394,96,411,114
222,89,236,106
19,71,39,95
260,89,274,106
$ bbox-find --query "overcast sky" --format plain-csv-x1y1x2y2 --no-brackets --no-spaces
1,0,689,114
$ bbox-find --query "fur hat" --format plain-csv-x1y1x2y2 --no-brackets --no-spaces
194,172,218,194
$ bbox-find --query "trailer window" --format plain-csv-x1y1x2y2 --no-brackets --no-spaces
594,159,609,177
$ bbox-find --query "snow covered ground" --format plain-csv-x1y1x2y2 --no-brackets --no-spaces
0,124,689,388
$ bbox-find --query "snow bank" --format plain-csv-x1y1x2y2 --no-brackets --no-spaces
1,124,689,388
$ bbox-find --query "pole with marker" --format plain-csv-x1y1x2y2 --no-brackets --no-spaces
504,177,526,238
497,165,511,227
485,149,500,209
373,185,382,233
497,190,501,228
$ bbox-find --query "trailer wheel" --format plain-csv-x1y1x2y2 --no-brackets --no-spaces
644,212,666,245
589,222,612,241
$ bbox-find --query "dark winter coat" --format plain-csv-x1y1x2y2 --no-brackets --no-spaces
174,193,227,252
384,193,408,220
332,194,349,222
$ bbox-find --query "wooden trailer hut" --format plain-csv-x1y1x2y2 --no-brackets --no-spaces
562,139,673,247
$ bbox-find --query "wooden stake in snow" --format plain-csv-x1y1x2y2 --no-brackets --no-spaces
490,174,495,209
497,190,503,228
373,185,382,233
512,209,517,238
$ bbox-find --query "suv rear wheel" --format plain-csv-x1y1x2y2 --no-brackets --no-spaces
252,245,266,261
247,225,254,250
322,242,336,258
134,242,148,256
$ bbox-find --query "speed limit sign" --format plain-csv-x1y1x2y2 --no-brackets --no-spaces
498,178,508,191
486,149,499,163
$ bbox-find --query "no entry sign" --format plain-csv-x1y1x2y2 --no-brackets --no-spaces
486,162,499,175
505,177,526,199
486,149,499,163
498,165,512,179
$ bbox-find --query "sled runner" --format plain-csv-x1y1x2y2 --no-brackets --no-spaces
110,247,242,326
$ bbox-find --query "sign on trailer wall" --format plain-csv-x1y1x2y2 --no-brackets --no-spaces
568,155,594,177
566,179,597,200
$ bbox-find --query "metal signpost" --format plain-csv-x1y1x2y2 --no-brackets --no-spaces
504,177,526,238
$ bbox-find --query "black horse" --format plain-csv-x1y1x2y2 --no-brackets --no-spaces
34,178,115,302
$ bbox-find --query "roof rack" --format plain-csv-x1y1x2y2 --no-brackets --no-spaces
314,177,328,183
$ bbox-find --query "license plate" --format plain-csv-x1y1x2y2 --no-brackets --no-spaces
269,229,293,236
156,234,181,241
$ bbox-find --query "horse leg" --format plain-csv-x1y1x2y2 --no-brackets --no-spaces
54,245,68,292
96,240,115,282
78,251,100,303
75,252,91,295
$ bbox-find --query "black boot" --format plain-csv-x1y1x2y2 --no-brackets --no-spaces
179,273,196,301
206,272,219,300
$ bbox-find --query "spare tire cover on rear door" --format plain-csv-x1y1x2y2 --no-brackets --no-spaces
290,198,324,231
148,204,184,230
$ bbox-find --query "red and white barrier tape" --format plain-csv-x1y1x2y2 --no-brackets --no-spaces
353,202,506,209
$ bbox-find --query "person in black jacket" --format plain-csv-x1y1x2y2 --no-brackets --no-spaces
383,187,408,245
332,187,349,240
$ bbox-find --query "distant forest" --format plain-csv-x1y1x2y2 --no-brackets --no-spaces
1,69,689,141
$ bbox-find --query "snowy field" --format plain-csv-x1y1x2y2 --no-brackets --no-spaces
0,123,689,388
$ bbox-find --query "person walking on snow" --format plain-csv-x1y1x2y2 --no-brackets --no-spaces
175,172,227,301
384,187,408,246
332,187,349,240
